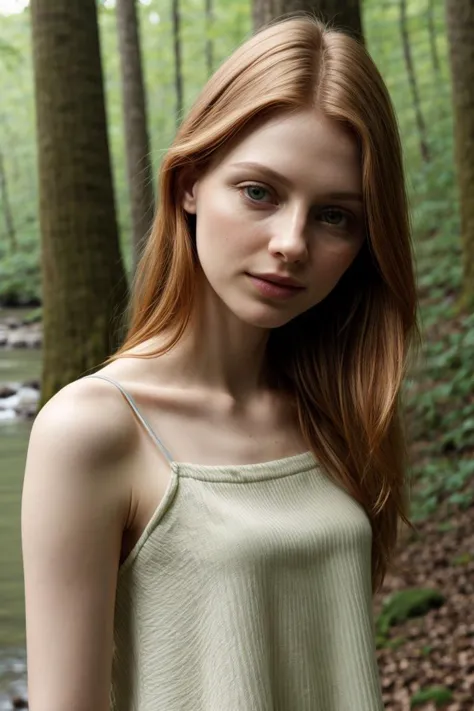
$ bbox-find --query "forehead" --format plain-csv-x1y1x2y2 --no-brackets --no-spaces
212,109,361,193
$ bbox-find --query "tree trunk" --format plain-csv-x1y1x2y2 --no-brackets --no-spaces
30,0,128,406
205,0,214,77
252,0,363,41
0,148,17,252
445,0,474,308
172,0,183,125
116,0,155,270
427,0,440,75
399,0,430,164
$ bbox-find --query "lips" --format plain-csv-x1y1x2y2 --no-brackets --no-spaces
246,273,305,300
249,273,304,289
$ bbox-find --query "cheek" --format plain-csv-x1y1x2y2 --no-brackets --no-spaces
310,241,362,289
195,194,256,261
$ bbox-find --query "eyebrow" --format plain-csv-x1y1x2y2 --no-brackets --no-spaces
229,161,363,203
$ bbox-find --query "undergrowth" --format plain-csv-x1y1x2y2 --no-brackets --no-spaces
403,218,473,522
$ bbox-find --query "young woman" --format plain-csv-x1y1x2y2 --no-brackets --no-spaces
21,15,419,711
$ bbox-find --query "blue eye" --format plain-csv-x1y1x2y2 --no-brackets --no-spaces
243,185,270,202
319,209,350,228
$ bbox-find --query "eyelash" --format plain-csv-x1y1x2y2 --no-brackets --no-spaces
239,183,357,231
239,183,275,205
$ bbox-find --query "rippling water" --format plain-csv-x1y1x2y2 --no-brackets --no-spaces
0,649,27,704
0,339,41,697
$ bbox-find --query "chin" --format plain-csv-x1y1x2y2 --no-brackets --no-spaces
230,303,297,330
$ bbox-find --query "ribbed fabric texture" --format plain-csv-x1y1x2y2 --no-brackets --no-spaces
110,452,384,711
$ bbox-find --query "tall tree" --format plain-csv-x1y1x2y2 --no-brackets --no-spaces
427,0,441,75
172,0,184,124
252,0,363,40
116,0,155,269
445,0,474,308
400,0,430,163
30,0,128,405
0,148,17,252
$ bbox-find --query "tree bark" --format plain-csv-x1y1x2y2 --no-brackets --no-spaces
0,148,17,252
116,0,155,270
445,0,474,308
172,0,184,125
427,0,440,75
399,0,430,163
30,0,128,405
252,0,363,41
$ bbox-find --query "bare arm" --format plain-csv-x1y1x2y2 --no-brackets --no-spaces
21,379,136,711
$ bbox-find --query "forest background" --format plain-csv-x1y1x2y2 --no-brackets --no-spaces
0,0,473,710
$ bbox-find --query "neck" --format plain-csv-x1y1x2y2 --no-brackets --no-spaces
144,282,272,402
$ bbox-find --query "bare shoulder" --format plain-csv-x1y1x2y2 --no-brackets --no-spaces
22,374,137,711
27,374,139,473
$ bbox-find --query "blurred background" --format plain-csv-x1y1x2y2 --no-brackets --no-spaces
0,0,473,709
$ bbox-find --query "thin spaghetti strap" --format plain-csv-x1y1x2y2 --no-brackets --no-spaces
87,374,174,464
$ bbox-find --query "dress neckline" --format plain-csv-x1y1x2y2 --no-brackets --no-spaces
172,450,319,482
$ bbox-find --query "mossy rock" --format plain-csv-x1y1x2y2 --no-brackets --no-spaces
375,634,405,650
22,306,42,324
437,521,455,533
410,685,453,708
387,635,406,650
376,588,445,637
452,552,473,566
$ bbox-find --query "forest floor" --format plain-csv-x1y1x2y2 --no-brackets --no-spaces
375,482,474,711
374,231,474,711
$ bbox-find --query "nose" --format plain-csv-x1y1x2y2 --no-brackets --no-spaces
267,203,308,264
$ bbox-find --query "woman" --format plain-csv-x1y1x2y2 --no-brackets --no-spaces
22,15,419,711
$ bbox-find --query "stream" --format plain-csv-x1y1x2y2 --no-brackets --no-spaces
0,310,41,707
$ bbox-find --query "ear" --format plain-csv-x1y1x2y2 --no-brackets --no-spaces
180,168,199,215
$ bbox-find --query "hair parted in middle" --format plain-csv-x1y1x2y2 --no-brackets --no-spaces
111,15,420,593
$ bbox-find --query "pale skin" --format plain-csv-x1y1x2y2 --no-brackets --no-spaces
21,108,366,711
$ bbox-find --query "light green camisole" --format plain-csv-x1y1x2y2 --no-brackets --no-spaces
91,375,384,711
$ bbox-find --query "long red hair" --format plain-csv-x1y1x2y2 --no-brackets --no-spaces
109,17,420,593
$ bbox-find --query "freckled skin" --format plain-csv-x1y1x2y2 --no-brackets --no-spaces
182,109,366,330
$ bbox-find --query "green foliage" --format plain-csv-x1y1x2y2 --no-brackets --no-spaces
376,588,445,645
0,36,22,70
22,306,42,324
410,686,453,708
420,644,433,656
452,552,473,566
410,459,474,521
0,248,41,306
386,635,406,650
436,521,455,533
401,216,474,519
